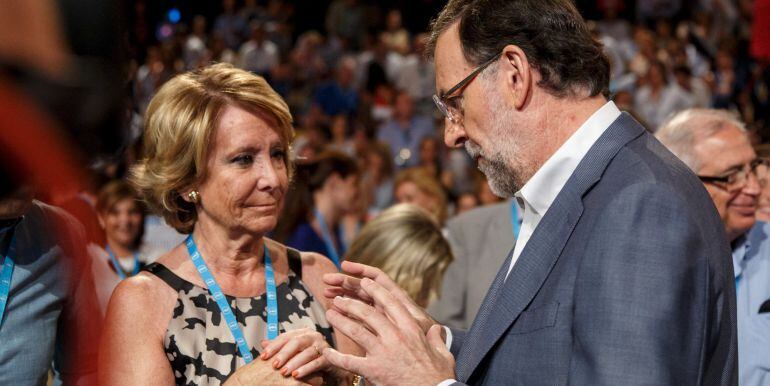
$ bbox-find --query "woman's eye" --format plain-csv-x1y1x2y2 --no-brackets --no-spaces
232,154,254,165
271,149,286,161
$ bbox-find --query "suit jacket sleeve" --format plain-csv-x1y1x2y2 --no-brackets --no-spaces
569,182,735,385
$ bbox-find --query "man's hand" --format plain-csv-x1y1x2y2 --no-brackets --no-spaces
322,277,456,386
323,261,438,334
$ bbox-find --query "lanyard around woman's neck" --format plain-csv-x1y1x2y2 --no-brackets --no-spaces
185,235,278,364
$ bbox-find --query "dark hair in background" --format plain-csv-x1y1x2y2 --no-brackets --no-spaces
426,0,610,98
273,151,359,243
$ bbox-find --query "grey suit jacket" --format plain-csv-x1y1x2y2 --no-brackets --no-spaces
449,113,737,385
429,201,515,329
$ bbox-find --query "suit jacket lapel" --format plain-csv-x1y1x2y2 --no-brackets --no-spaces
454,113,646,382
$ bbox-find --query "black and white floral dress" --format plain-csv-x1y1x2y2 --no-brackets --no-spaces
144,248,334,386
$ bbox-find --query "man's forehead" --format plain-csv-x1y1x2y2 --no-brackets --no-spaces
697,126,754,171
434,22,473,94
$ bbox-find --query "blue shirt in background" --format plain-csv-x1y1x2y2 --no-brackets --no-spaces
732,221,770,385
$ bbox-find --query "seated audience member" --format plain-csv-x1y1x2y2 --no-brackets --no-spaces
100,64,359,385
360,141,395,215
377,91,435,168
345,204,452,307
393,167,447,225
274,151,360,269
428,200,520,329
657,109,770,385
754,143,770,223
90,180,164,311
454,191,479,215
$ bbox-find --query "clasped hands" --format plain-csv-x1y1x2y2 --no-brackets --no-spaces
225,328,331,386
320,261,456,386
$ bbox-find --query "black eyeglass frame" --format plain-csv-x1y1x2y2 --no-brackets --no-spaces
432,54,500,124
697,158,770,190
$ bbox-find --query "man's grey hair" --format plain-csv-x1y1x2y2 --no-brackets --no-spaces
655,108,746,172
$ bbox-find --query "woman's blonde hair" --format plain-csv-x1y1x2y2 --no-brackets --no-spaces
130,63,294,234
345,204,453,307
394,167,448,225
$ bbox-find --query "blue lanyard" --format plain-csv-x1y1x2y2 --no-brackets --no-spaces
0,235,17,329
510,201,521,239
185,235,278,364
106,245,140,280
313,208,342,269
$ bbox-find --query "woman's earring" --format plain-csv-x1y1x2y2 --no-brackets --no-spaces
187,190,200,203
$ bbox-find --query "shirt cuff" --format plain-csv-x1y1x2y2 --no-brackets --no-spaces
438,380,458,386
443,325,453,350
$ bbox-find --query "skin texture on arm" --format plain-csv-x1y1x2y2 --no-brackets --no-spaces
98,273,177,386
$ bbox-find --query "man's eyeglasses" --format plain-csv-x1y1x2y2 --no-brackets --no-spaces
433,55,499,125
698,158,770,192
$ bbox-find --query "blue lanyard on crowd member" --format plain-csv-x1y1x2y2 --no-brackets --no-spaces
313,208,342,270
106,245,140,280
185,235,279,364
0,235,17,329
510,201,521,239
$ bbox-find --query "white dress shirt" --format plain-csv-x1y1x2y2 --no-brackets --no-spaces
506,101,621,279
438,101,621,386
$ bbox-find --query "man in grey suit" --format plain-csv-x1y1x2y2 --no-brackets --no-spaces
320,0,737,384
428,201,517,329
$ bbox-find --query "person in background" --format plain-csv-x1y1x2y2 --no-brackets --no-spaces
274,151,360,269
360,141,395,216
657,108,770,385
754,143,770,223
239,21,279,78
89,180,164,311
346,204,453,308
377,90,435,168
453,191,479,215
100,64,359,385
394,167,447,226
428,199,519,329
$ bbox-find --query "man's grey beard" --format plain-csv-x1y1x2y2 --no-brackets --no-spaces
465,140,521,198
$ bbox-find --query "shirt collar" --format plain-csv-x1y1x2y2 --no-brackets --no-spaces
517,101,621,216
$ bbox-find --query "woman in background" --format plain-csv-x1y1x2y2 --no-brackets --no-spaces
90,180,164,311
274,151,360,269
345,203,453,307
394,167,448,226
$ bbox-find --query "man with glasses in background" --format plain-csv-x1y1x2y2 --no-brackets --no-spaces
320,0,736,385
657,109,770,385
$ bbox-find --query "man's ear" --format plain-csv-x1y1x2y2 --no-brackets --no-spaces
500,44,532,110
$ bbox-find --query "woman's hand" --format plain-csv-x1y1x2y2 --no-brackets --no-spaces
259,328,338,382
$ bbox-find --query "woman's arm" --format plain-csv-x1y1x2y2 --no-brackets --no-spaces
98,273,177,386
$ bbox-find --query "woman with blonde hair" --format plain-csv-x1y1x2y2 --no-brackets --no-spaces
100,63,359,386
344,204,453,307
393,167,448,225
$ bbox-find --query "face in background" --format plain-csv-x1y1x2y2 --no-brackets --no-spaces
456,192,479,215
329,173,360,215
695,125,760,241
395,181,440,220
99,198,143,249
194,104,289,235
434,23,537,197
755,158,770,221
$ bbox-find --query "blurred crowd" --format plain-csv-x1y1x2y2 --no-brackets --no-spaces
101,0,770,228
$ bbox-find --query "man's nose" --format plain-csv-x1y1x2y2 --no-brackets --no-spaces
443,119,467,148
